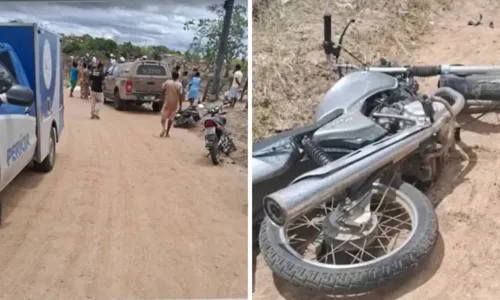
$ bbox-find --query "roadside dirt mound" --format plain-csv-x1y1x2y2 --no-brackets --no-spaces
253,0,500,299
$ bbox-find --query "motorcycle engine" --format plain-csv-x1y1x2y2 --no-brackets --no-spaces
372,90,452,185
373,86,448,133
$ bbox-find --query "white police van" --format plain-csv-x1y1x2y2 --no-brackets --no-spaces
0,23,64,222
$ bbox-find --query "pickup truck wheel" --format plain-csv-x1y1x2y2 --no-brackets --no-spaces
152,102,163,112
34,127,56,173
114,90,125,111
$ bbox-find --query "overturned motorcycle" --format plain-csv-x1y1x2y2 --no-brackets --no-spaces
203,105,237,165
253,11,500,295
173,105,202,128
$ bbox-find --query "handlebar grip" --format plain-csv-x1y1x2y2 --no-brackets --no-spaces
323,9,332,42
409,65,442,77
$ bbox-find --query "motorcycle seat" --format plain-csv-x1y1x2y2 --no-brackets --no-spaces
253,109,344,153
215,116,227,126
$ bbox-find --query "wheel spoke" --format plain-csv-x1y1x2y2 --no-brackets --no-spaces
317,239,351,262
379,212,411,227
348,241,377,260
389,231,402,252
376,237,389,254
287,222,310,231
373,171,396,213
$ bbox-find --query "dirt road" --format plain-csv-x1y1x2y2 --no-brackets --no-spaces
253,0,500,299
0,91,247,299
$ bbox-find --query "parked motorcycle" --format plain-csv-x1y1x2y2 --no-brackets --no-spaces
253,11,500,295
173,105,202,128
203,105,237,165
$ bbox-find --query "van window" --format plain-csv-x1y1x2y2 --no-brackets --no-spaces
136,64,166,76
0,52,18,94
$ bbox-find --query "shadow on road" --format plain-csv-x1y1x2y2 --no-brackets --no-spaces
425,141,477,208
0,167,44,228
252,245,260,293
458,112,500,135
106,102,158,115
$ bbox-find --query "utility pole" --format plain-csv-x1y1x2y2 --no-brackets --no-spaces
211,0,234,100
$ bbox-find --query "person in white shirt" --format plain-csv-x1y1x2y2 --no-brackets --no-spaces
229,64,243,107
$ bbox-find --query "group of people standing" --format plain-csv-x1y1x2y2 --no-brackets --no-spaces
68,54,244,135
69,55,106,119
159,64,244,138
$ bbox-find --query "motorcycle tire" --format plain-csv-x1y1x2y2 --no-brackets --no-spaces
209,140,220,165
152,102,163,112
259,182,438,295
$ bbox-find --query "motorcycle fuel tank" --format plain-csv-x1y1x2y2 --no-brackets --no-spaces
315,71,398,124
312,111,387,150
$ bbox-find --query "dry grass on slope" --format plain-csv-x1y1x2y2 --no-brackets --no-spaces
252,0,452,141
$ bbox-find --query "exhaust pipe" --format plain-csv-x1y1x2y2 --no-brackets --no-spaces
263,87,464,226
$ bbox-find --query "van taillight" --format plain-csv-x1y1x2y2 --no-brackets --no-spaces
125,80,132,93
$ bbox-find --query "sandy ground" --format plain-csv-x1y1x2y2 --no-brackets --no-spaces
253,0,500,299
0,90,247,299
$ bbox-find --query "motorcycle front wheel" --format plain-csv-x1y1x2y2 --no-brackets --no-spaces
259,182,438,295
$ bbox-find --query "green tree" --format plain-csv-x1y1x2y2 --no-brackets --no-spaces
61,34,180,61
183,4,247,74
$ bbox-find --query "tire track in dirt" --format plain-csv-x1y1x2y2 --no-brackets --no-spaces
0,90,247,299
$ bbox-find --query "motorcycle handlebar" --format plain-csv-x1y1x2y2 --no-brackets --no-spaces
367,65,442,77
333,63,443,77
323,10,332,44
334,63,500,77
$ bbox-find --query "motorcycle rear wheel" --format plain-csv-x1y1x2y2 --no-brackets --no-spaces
152,102,163,112
259,182,438,295
209,140,220,165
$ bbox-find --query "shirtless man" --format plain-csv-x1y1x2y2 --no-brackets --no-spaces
160,71,184,137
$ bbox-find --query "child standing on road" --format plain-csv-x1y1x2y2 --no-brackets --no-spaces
69,61,78,97
160,71,184,138
89,62,105,119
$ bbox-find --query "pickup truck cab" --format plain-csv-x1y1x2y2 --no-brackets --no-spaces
0,23,64,223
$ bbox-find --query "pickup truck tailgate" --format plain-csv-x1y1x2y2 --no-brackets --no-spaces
132,77,166,94
132,63,167,94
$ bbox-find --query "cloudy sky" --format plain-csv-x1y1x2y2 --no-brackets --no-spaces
0,0,247,51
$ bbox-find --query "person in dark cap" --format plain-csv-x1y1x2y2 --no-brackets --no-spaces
89,61,105,119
